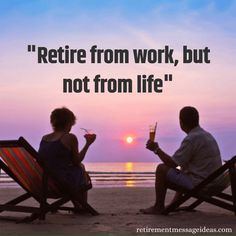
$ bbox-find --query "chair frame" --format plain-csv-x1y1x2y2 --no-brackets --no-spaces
163,156,236,215
0,137,98,222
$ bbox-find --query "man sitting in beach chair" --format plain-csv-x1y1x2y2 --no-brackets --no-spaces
141,106,225,214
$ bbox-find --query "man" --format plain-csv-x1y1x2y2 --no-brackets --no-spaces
141,106,222,214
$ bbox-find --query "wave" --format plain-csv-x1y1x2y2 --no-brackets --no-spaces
0,171,155,188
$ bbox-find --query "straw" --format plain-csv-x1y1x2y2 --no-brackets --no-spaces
154,122,157,134
80,128,90,134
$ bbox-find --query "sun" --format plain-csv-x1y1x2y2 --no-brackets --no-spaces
126,136,134,144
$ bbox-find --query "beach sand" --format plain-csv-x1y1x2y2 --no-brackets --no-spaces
0,187,235,235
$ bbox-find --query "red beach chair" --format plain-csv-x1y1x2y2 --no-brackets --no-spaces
0,137,98,222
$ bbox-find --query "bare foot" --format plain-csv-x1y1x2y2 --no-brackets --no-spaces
139,206,164,215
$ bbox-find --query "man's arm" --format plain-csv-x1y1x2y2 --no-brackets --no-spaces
154,147,177,168
146,140,177,168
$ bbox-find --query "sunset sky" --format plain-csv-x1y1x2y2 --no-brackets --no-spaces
1,0,236,162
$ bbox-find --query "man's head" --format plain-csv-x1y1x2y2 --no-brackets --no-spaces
179,106,199,133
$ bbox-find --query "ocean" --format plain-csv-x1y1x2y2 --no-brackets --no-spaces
0,162,157,188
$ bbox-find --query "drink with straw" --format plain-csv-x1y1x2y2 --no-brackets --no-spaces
149,122,157,142
81,128,96,141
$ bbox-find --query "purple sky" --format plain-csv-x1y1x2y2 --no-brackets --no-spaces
1,0,236,162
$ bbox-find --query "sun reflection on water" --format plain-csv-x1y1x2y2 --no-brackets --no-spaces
125,162,135,187
125,162,133,172
126,180,135,187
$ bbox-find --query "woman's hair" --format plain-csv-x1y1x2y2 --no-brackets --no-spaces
50,107,76,131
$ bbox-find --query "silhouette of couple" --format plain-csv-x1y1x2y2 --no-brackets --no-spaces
38,106,222,215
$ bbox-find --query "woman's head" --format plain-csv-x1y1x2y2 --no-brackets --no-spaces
50,107,76,131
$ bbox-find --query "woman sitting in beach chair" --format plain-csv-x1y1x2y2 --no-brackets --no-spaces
38,107,96,213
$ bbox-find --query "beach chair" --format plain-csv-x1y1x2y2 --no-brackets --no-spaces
163,156,236,215
0,137,99,222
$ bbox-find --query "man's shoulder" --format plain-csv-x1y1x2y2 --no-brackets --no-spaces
186,127,216,143
188,127,210,138
188,127,220,151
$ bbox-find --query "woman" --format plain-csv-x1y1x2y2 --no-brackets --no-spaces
38,107,96,212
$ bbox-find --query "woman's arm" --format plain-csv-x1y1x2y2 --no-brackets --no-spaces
62,133,96,164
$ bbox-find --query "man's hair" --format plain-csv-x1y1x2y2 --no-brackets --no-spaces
179,106,199,129
50,107,76,131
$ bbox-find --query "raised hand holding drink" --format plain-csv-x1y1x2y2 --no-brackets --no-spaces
81,128,96,144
